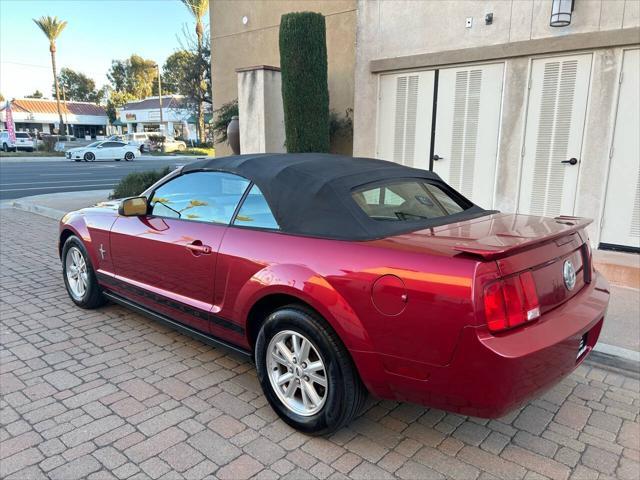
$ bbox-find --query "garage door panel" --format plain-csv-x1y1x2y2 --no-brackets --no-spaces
518,54,592,217
601,49,640,249
377,71,434,169
433,63,504,209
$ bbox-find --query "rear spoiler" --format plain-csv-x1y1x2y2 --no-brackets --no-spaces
453,216,592,260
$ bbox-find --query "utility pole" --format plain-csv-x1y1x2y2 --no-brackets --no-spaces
61,85,70,137
157,64,163,131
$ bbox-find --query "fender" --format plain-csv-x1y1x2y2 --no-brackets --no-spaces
235,263,376,353
59,208,119,272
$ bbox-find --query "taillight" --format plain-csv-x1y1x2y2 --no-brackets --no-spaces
483,271,540,333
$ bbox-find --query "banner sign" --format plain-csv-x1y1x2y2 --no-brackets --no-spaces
5,103,16,143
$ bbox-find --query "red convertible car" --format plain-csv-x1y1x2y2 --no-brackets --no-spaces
59,154,609,434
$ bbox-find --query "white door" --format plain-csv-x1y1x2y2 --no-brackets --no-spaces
601,49,640,249
432,63,504,208
376,71,434,169
518,54,593,216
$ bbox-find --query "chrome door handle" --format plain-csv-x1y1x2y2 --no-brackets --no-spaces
186,242,212,255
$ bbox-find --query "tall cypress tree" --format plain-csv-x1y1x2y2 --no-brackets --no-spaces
279,12,330,153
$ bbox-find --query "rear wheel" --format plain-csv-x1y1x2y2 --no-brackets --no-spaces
124,151,134,161
61,236,106,309
2,143,8,152
84,152,95,162
255,305,367,434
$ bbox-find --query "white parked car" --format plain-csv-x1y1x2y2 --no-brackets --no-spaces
66,140,138,162
125,132,152,152
1,131,35,152
163,138,187,153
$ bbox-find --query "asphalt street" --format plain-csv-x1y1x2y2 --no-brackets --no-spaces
0,156,199,200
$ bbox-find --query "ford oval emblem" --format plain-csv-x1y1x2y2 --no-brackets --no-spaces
563,260,576,291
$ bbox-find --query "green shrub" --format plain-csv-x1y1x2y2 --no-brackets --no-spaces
212,99,238,144
184,147,215,156
110,167,172,199
279,12,330,153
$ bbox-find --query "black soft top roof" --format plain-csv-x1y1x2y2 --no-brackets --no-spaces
181,153,489,240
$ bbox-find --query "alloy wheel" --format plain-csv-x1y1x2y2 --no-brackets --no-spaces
65,246,88,300
266,330,328,416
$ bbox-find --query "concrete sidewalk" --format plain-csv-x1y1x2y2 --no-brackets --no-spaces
9,190,112,220
6,190,640,371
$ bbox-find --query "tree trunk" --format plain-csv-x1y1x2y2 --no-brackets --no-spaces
50,47,66,136
196,27,205,144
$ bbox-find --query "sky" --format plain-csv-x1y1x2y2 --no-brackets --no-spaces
0,0,208,100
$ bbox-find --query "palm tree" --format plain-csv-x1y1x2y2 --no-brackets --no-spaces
180,0,209,143
33,16,67,135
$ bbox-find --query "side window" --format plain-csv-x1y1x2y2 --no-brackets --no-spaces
150,172,250,224
101,142,117,148
233,184,279,230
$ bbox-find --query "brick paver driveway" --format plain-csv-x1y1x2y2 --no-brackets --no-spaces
1,208,639,480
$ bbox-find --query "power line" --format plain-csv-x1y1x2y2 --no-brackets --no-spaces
1,60,50,69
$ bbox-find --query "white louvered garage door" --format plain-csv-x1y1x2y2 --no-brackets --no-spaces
518,54,592,217
432,63,504,209
376,71,434,169
601,49,640,249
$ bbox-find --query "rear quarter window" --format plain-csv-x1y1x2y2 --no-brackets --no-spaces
352,179,468,222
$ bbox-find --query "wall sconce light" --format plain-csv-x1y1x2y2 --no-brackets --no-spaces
242,15,249,25
550,0,575,27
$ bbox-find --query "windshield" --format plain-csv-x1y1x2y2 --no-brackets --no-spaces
352,179,467,221
86,142,101,148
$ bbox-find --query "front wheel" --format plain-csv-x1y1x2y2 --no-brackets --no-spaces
84,152,95,162
2,143,8,152
255,306,367,435
61,236,106,309
124,151,134,161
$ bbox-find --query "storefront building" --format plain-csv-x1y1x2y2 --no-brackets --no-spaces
0,98,108,138
119,95,198,140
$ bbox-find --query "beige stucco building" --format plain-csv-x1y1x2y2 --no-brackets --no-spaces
210,0,356,156
353,0,639,249
210,0,640,251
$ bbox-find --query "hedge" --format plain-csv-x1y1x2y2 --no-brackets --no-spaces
110,167,172,199
279,12,330,153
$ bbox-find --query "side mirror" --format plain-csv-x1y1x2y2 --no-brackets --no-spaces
119,196,148,216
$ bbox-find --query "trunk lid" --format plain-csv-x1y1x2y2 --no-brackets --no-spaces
387,213,593,313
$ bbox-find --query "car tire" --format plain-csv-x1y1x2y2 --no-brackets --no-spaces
124,152,134,161
139,145,145,153
84,152,95,162
2,143,8,152
255,305,367,435
61,235,106,309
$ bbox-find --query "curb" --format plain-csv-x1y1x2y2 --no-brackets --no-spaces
589,343,640,375
11,199,66,221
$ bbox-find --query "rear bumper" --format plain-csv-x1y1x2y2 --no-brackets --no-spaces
353,272,610,417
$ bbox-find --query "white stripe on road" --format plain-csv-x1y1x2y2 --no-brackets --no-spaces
39,173,94,176
1,179,121,186
0,183,117,192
